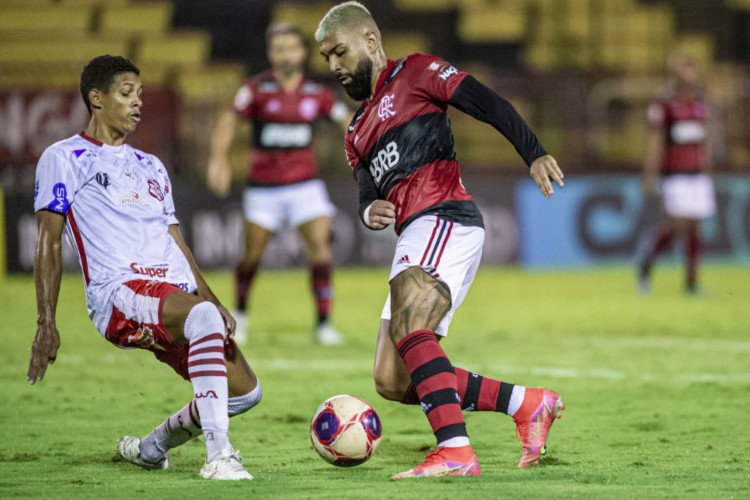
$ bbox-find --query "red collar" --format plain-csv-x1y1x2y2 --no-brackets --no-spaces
369,59,395,103
78,132,103,147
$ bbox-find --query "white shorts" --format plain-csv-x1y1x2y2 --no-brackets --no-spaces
662,174,716,219
381,215,485,337
243,179,336,232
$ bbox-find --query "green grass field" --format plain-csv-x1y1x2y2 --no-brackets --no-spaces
1,266,749,499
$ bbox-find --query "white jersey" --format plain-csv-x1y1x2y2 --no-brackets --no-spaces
34,133,197,323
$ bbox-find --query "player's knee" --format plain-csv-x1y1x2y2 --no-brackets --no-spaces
374,377,405,402
228,381,262,417
184,301,226,343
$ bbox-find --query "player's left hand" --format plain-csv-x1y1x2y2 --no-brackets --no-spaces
215,303,236,339
28,323,61,385
530,155,564,199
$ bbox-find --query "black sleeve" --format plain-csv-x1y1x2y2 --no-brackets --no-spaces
356,166,385,230
449,75,547,167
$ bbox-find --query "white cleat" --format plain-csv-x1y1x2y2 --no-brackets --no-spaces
233,311,248,345
116,436,168,470
315,321,343,345
200,449,254,480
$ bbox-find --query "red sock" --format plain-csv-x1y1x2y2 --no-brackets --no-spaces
640,225,675,278
396,330,468,445
311,262,332,324
404,367,515,414
235,262,258,312
686,226,700,291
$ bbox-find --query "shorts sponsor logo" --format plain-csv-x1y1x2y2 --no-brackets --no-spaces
130,262,169,278
127,325,161,349
47,183,69,213
369,141,400,183
377,94,396,122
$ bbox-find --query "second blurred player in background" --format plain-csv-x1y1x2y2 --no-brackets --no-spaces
638,52,716,295
208,22,350,344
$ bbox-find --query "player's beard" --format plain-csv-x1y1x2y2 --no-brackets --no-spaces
342,57,373,101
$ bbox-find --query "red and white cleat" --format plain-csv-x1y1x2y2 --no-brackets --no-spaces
391,445,481,478
513,388,565,468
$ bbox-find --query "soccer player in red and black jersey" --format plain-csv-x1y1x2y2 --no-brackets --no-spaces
208,23,350,345
638,52,716,295
317,2,565,478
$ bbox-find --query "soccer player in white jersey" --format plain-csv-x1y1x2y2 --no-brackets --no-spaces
28,55,259,480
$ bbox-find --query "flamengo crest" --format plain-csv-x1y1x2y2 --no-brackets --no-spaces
377,94,396,122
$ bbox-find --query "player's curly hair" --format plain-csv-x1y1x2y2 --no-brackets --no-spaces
80,55,140,115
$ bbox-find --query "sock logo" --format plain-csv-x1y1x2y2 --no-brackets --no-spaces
205,431,214,441
420,401,432,413
195,390,218,399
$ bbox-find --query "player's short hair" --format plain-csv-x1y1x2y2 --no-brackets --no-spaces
315,1,374,42
266,22,307,49
80,55,140,115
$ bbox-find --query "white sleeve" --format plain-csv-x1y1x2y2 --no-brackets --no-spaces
154,156,179,226
34,147,79,215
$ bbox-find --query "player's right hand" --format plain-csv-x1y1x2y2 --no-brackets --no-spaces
206,156,232,198
27,323,61,385
530,155,564,199
367,200,396,229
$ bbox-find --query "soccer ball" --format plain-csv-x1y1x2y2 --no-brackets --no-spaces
310,394,382,467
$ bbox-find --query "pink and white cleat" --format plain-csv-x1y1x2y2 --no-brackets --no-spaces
391,445,481,478
513,388,565,468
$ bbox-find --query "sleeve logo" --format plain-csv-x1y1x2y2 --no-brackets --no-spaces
148,179,164,201
428,60,458,80
47,183,69,213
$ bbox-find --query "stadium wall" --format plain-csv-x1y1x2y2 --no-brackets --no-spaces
5,174,750,273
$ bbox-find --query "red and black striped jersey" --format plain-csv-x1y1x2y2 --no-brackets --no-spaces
234,70,348,186
345,54,481,234
647,93,708,175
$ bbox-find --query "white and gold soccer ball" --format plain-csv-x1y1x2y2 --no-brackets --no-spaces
310,395,382,467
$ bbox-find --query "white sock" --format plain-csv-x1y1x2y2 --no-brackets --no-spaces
139,400,201,463
184,302,231,462
507,386,526,417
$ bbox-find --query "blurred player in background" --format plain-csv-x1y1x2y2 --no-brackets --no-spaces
317,2,565,478
29,55,261,480
638,51,716,295
207,22,350,345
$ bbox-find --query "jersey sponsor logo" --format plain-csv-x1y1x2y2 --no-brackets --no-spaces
47,182,69,213
377,94,396,122
259,123,312,148
148,179,164,201
130,262,169,278
298,97,319,121
369,141,400,183
670,121,706,144
95,172,110,189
